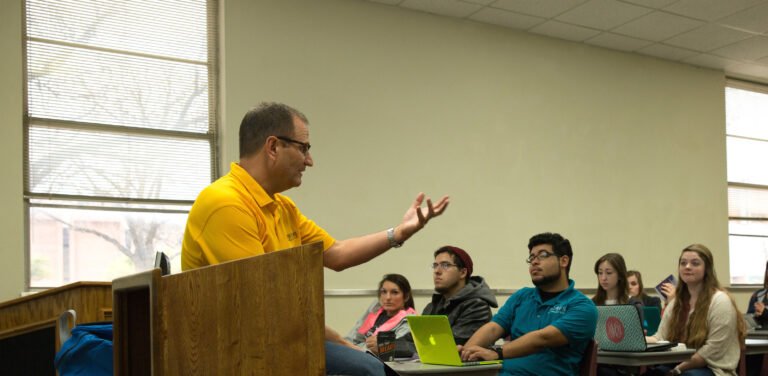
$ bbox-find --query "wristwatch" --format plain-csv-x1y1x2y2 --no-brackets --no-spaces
491,345,504,360
670,367,682,375
386,227,402,248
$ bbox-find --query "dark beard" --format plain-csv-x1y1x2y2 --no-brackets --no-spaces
435,280,461,295
435,287,449,294
532,268,562,287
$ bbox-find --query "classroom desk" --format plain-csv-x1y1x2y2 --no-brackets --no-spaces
745,338,768,355
597,347,694,367
747,330,768,339
385,360,501,375
597,340,768,369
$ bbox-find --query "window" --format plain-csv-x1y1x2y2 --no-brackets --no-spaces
24,0,218,288
726,81,768,285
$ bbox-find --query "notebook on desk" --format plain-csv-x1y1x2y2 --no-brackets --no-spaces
596,305,676,352
406,315,502,367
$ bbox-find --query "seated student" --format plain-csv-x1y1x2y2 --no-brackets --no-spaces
593,253,643,308
345,274,417,354
645,244,746,376
746,261,768,376
459,232,598,376
747,261,768,327
422,246,498,345
628,270,663,310
593,253,643,376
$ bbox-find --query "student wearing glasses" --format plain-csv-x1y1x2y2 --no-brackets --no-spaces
459,232,598,376
181,102,450,376
419,246,498,345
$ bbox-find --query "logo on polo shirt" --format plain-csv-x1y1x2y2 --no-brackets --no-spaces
549,305,567,314
287,231,297,241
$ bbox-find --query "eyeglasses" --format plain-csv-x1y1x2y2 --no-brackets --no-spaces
526,251,557,264
431,262,458,271
276,136,311,155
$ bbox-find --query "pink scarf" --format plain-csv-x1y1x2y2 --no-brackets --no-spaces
357,307,416,336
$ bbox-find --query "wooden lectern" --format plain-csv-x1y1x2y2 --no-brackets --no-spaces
112,242,326,375
0,282,112,375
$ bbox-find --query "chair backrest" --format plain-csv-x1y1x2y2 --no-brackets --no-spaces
579,339,597,376
738,345,746,376
154,252,170,276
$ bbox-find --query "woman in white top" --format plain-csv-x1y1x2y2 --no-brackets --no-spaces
593,253,640,306
646,244,746,376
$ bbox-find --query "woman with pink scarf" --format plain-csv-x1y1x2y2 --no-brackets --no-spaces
345,273,417,354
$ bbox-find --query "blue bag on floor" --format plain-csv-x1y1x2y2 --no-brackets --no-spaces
54,322,113,376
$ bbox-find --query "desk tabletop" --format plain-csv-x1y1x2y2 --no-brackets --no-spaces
746,338,768,355
597,347,694,367
747,330,768,339
385,360,502,375
598,339,768,367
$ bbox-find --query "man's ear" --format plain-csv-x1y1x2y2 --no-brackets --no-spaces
460,268,468,280
559,255,570,269
265,136,279,160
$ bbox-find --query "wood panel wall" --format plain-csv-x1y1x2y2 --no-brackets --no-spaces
0,282,112,332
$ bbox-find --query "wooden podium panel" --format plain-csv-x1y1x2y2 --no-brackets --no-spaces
0,282,112,332
0,317,59,375
0,282,112,375
113,242,326,376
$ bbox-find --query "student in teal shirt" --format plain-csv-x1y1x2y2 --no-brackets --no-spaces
459,232,598,376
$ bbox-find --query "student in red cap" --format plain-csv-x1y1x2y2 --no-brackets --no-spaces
422,245,498,345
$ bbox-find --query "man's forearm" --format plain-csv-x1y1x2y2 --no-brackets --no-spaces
323,232,393,271
498,326,569,359
464,322,505,348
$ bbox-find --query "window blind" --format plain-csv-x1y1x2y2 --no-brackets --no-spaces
24,0,217,203
23,0,218,288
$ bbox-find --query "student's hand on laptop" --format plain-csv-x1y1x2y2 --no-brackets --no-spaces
458,345,496,361
365,335,379,354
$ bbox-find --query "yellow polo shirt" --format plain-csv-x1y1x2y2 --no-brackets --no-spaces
181,162,335,270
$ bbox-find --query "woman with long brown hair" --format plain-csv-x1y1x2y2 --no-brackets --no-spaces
593,253,637,306
646,244,746,376
627,270,662,310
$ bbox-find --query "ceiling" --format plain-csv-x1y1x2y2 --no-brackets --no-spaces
365,0,768,85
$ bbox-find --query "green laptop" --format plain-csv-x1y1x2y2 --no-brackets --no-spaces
406,315,503,367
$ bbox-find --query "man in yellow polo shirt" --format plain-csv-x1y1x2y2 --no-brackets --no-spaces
181,102,449,376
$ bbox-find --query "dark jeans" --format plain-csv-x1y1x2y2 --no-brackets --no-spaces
325,341,386,376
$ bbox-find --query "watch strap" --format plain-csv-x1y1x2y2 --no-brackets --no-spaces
492,345,504,360
386,227,402,248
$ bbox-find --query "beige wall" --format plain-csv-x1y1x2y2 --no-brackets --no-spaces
0,0,25,302
220,0,741,329
0,0,755,332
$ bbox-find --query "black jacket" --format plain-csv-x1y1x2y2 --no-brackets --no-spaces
421,276,498,345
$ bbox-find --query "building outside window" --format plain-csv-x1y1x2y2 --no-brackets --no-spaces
24,0,218,288
726,80,768,285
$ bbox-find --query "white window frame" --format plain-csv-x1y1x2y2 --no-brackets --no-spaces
22,0,219,289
